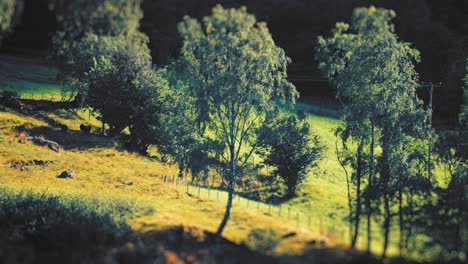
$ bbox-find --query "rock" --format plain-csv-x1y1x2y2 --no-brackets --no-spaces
58,169,74,179
26,136,61,152
21,167,32,172
47,141,61,152
30,160,53,166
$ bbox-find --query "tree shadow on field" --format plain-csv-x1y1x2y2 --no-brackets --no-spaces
16,124,115,151
0,223,276,264
52,109,85,121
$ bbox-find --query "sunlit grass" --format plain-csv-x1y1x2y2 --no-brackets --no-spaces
0,110,335,257
0,81,447,260
0,80,73,101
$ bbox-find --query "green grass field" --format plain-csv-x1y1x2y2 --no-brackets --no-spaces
0,54,73,101
0,80,73,101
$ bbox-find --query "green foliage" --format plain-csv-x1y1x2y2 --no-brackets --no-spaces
127,68,170,154
52,0,164,153
50,0,143,59
429,63,468,256
429,132,467,258
0,0,15,32
157,68,207,177
84,37,150,134
62,32,150,83
257,114,323,198
177,5,297,234
459,59,468,129
0,187,154,244
245,228,279,255
317,6,427,257
60,28,167,152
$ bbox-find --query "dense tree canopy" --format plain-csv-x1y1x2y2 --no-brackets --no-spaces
317,6,427,257
61,32,151,99
0,0,16,43
49,0,143,68
177,5,297,235
257,114,322,198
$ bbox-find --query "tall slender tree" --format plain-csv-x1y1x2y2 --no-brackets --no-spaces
317,6,426,256
177,5,297,235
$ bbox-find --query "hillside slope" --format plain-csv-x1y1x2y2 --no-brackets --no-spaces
1,108,361,263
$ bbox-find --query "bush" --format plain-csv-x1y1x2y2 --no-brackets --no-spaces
256,114,323,198
245,228,279,255
0,187,155,245
0,90,21,108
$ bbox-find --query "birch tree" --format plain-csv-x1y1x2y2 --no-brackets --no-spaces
177,5,297,235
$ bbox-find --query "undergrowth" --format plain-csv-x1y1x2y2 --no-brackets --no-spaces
0,187,155,245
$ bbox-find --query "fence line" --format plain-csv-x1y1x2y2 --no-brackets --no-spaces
156,174,350,245
155,173,403,255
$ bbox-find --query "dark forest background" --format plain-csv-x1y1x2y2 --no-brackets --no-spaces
1,0,467,127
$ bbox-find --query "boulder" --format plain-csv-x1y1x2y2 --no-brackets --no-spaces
58,169,74,179
30,160,54,166
26,136,61,152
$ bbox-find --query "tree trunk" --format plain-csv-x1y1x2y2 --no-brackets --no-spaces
335,140,354,246
404,190,414,251
216,145,236,236
352,141,363,248
286,179,297,199
367,124,375,253
178,164,184,178
381,134,391,259
382,192,391,259
398,187,403,257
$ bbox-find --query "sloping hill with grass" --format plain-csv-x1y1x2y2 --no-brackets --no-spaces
0,105,372,263
0,55,437,263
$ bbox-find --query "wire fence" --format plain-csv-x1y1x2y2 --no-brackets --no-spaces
155,173,405,256
156,174,355,246
12,90,75,102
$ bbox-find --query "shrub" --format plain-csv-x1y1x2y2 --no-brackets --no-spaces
0,90,21,108
256,114,323,198
0,187,155,245
245,228,279,255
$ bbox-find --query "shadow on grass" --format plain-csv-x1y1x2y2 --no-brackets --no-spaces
0,188,453,264
16,124,116,151
52,109,85,121
0,187,154,264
